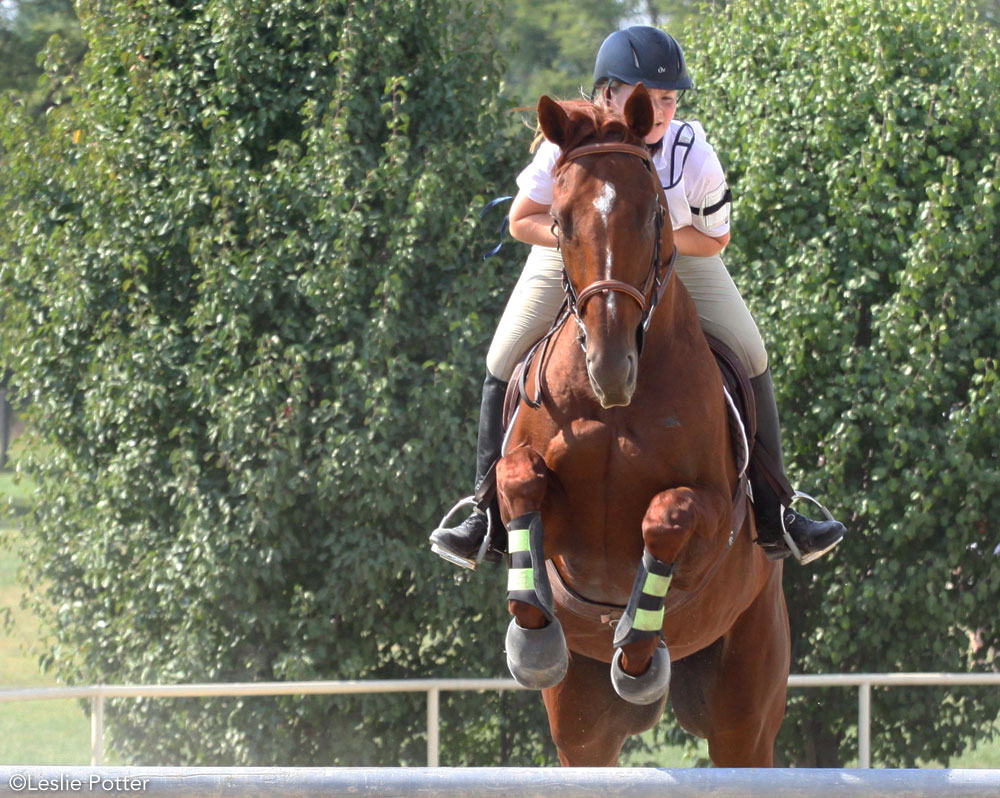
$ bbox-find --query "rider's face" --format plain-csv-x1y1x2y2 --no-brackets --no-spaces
608,84,677,145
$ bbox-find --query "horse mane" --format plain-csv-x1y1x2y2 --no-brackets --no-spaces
549,100,647,172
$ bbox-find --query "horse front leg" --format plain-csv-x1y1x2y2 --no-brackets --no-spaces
611,486,728,705
496,446,568,689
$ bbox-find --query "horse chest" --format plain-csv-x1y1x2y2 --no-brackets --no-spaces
545,415,700,490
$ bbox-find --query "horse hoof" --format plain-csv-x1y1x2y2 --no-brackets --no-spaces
611,642,671,705
505,616,569,689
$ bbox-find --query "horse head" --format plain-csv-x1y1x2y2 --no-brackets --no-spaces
538,86,672,408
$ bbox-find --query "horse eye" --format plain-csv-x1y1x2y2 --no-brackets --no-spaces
552,211,571,237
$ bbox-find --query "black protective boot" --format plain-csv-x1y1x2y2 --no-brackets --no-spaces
429,373,508,569
749,369,845,564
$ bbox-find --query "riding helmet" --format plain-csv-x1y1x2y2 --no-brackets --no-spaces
592,26,693,91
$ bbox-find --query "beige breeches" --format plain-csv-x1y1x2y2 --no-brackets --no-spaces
486,245,768,381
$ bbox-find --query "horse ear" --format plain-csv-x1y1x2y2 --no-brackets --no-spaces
538,95,571,149
623,83,654,141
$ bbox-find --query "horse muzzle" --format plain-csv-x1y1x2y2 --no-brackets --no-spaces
586,347,638,408
571,276,647,408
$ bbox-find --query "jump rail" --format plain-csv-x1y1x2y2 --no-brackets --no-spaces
1,674,998,768
1,767,999,798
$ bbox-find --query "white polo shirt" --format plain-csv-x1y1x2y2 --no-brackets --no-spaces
515,119,731,237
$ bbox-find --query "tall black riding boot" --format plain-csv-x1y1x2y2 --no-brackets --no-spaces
749,369,846,564
429,373,508,569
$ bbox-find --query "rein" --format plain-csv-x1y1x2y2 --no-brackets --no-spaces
518,141,677,410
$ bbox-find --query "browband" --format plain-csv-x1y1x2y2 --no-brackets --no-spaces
561,142,654,167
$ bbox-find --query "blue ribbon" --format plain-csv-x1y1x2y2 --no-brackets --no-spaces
480,195,514,260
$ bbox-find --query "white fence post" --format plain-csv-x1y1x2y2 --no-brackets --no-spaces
427,687,440,768
90,690,104,766
858,681,872,768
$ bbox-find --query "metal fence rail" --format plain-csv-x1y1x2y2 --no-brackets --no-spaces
1,767,1000,798
1,674,998,768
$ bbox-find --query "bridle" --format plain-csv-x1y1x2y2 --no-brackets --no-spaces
517,141,678,410
554,142,677,350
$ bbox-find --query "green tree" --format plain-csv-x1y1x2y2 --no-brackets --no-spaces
0,0,85,112
0,0,552,765
499,0,705,107
680,0,1000,766
979,0,1000,26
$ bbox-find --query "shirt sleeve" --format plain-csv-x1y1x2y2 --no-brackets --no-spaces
515,140,561,206
686,144,731,237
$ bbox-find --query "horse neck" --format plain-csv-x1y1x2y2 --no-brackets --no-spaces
647,185,694,343
644,268,708,362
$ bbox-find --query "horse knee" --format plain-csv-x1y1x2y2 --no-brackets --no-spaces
497,447,549,520
641,487,699,562
641,486,727,563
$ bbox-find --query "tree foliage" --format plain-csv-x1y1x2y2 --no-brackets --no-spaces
681,0,1000,766
0,0,553,766
499,0,703,106
0,0,86,112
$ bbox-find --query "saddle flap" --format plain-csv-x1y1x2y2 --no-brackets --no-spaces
705,333,756,446
503,361,526,433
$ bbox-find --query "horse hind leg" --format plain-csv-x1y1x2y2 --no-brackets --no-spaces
705,564,789,766
497,447,568,690
543,649,666,766
672,563,790,767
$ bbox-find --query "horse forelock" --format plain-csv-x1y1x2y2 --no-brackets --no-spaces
551,101,646,173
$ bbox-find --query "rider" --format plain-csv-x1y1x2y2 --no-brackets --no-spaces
430,25,846,568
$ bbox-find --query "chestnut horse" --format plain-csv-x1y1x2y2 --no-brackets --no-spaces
495,87,790,767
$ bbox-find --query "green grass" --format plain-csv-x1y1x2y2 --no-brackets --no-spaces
1,467,93,764
0,700,93,765
944,741,1000,769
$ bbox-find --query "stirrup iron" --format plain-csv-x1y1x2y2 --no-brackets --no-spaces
430,495,494,571
782,490,840,565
